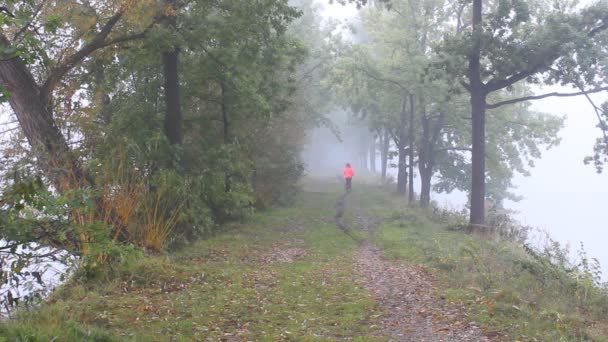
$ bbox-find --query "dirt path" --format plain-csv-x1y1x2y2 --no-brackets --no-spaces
340,191,490,342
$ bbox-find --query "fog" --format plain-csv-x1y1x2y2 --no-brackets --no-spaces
313,2,608,278
507,88,608,277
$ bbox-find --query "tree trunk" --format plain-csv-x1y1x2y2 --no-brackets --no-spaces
163,48,182,146
470,88,487,229
408,93,415,204
361,147,368,171
418,105,437,207
369,135,376,173
162,0,182,147
381,128,389,182
0,40,132,242
469,0,486,229
420,167,432,206
221,81,231,193
396,95,408,196
0,50,88,193
220,81,229,143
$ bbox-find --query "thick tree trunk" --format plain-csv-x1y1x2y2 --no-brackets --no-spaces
418,100,442,208
0,51,88,192
369,135,376,173
381,128,389,182
163,48,182,146
396,145,407,195
0,40,131,242
408,93,415,204
470,89,486,228
469,0,486,229
418,102,431,207
420,167,432,206
396,95,408,196
162,0,182,147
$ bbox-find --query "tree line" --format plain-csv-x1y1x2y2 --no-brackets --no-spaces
0,0,607,260
337,0,608,231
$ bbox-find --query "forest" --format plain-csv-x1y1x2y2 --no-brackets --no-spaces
0,0,607,340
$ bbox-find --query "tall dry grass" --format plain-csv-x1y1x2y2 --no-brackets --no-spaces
59,150,183,253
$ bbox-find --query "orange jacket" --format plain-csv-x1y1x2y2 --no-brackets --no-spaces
343,166,354,179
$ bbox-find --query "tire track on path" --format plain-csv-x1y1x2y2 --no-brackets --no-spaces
336,190,490,342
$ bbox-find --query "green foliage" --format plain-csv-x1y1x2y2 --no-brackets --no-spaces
327,0,565,204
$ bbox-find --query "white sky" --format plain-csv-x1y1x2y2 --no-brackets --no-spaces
317,1,608,277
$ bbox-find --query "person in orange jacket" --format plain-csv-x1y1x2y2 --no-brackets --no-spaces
343,163,354,191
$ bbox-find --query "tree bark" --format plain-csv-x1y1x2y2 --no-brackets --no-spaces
396,95,408,196
418,101,443,208
470,88,487,229
381,128,389,182
162,51,182,146
361,146,368,171
221,80,231,193
408,93,415,204
369,135,376,173
468,0,486,229
220,81,229,143
162,0,182,147
0,48,88,193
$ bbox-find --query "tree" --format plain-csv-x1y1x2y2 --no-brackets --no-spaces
0,2,153,193
443,0,608,229
161,0,183,148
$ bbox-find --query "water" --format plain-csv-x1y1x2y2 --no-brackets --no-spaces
0,240,74,317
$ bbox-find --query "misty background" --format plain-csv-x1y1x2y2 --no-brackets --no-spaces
306,1,608,278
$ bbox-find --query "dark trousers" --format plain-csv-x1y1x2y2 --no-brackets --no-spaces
345,177,352,191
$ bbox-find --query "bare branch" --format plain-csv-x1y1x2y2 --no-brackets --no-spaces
486,86,608,109
572,81,608,144
0,126,19,135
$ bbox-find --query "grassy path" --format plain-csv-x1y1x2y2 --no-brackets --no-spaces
5,179,604,341
341,187,488,341
2,181,384,341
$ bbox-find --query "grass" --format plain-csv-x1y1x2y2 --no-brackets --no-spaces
0,187,383,341
357,184,608,341
2,180,607,341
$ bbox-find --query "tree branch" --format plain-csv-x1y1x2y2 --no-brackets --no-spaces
437,146,472,153
486,19,608,95
486,86,608,109
589,21,608,38
40,10,125,103
0,7,15,17
460,80,471,91
355,66,407,91
485,66,541,94
572,81,608,144
0,126,19,135
13,0,47,42
389,129,399,146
